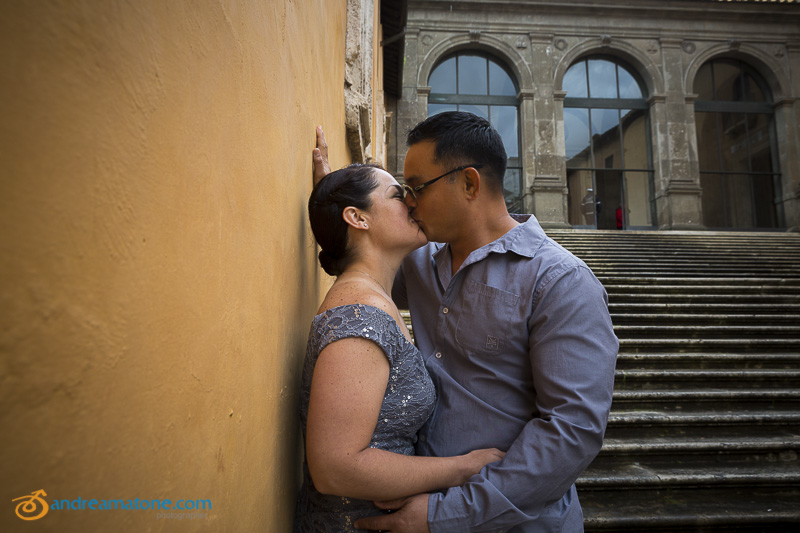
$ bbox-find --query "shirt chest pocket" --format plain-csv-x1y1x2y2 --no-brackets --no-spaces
455,281,521,353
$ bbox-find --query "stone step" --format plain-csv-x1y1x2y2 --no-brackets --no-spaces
605,283,800,294
607,410,800,430
610,302,800,314
581,260,800,269
614,369,800,389
618,337,800,353
608,292,800,304
614,324,800,339
579,486,800,531
594,269,797,278
577,462,800,490
615,352,800,370
594,433,799,461
598,276,800,287
554,243,800,251
610,389,800,411
611,313,800,325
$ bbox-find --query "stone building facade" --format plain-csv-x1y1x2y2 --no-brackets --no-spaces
387,0,800,231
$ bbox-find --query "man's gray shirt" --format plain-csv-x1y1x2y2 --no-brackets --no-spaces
393,214,618,532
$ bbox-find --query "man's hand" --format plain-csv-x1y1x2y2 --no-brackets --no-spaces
353,493,430,533
312,125,331,185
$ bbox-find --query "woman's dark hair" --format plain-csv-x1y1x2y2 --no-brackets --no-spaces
308,163,381,276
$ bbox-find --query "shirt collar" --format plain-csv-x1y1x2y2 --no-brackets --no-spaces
431,214,546,277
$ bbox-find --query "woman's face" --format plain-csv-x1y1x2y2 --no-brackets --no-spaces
365,169,428,254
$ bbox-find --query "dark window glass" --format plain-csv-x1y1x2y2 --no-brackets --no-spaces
617,67,643,99
621,109,649,169
693,59,781,229
460,104,488,120
695,111,720,172
458,55,488,95
428,103,457,116
588,59,618,98
564,57,653,229
695,64,714,100
429,57,456,93
564,108,591,165
563,61,588,98
713,61,740,101
591,108,621,168
490,61,516,96
744,74,765,102
428,53,521,211
491,106,518,158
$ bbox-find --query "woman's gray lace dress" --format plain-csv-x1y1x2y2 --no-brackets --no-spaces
294,304,436,532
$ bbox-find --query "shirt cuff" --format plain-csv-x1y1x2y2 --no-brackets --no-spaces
428,487,470,532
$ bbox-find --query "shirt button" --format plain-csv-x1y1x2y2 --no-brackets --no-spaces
442,307,449,314
420,434,426,442
435,352,442,359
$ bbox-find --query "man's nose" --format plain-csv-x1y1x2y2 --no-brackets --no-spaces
404,192,417,209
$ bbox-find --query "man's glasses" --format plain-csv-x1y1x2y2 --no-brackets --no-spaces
402,164,484,200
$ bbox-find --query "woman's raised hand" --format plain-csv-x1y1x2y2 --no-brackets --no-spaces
312,125,331,185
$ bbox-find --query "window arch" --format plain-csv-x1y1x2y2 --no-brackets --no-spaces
563,56,654,229
694,58,781,229
427,52,522,212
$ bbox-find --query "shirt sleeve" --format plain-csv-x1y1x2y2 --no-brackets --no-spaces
428,265,618,531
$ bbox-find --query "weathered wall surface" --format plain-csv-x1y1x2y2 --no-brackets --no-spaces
0,1,352,530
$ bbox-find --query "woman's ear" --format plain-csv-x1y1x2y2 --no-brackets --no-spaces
342,206,368,230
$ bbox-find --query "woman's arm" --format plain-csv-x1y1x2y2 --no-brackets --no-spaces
306,336,504,501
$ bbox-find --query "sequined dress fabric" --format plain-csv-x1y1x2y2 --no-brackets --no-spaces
294,304,436,532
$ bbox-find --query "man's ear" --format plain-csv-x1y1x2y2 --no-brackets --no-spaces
463,167,482,200
342,206,368,229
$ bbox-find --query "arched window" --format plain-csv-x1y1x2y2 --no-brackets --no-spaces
563,57,654,229
427,53,522,212
694,59,781,229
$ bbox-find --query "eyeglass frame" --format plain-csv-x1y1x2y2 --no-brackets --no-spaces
401,163,484,200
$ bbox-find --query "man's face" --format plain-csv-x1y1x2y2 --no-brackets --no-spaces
402,140,460,243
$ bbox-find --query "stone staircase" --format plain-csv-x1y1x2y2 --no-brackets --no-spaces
545,230,800,532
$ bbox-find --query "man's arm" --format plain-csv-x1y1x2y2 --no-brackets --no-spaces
425,265,618,531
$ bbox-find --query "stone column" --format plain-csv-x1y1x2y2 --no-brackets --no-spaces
519,88,536,214
657,38,704,230
778,41,800,232
528,33,569,227
394,28,423,179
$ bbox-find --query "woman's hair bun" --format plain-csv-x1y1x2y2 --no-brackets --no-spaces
318,249,343,277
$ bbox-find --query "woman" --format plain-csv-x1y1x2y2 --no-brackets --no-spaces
295,164,504,531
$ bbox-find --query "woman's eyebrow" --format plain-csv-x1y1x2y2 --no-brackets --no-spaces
389,184,403,195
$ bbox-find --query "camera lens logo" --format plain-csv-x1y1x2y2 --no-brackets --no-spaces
12,489,50,521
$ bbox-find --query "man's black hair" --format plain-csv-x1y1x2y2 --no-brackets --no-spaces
406,111,507,191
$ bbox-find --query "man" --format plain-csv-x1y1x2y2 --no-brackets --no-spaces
312,112,618,532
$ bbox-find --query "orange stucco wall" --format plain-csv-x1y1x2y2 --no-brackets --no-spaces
0,1,365,531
